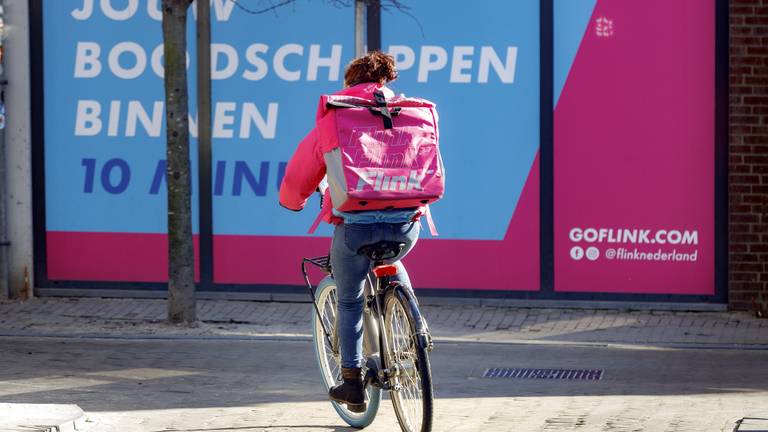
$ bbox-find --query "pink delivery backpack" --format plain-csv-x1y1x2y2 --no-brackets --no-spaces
318,89,445,233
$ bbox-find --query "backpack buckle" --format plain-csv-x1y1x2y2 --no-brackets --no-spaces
372,90,394,129
373,89,388,107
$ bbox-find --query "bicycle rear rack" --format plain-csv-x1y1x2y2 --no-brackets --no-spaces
303,255,332,275
303,255,333,341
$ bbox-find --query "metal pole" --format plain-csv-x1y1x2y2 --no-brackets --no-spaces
197,0,213,290
0,2,9,299
355,0,365,57
366,0,381,52
539,0,554,292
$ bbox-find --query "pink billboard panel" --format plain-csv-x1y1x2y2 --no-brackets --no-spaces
554,0,716,294
214,157,540,291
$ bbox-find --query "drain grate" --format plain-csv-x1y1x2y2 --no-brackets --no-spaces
483,367,604,380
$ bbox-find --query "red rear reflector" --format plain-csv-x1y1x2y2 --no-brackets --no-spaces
373,265,398,277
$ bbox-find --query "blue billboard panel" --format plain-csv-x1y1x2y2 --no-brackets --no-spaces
383,1,540,241
43,0,540,290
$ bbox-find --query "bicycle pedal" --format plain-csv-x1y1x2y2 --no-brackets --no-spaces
364,368,379,387
345,402,366,413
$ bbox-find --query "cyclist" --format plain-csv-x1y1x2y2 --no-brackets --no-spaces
279,51,428,413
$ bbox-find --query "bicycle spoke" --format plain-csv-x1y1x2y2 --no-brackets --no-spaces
312,280,382,428
321,293,341,383
388,299,425,432
329,290,338,322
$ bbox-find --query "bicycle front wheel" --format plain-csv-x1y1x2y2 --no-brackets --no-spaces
384,286,434,432
311,276,381,428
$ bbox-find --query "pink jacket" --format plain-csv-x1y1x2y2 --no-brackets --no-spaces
279,83,427,228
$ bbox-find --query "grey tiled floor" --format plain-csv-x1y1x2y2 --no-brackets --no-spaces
1,297,766,346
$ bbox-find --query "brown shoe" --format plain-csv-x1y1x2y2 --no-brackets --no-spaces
329,367,366,413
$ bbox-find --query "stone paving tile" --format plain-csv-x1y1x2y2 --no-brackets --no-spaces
1,297,767,346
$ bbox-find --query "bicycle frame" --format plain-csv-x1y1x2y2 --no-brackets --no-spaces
305,252,435,432
302,256,334,349
303,255,402,390
368,271,397,389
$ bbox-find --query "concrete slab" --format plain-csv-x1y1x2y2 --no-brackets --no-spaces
0,403,86,432
1,337,767,431
736,418,768,432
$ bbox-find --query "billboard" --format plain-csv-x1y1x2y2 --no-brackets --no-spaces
35,0,722,300
214,0,541,290
553,0,716,294
40,0,540,291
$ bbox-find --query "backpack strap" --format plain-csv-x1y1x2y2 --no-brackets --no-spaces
325,93,401,130
308,204,331,234
373,89,388,106
372,89,394,129
423,205,439,237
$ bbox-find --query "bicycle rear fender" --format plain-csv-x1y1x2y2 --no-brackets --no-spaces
363,276,381,358
391,284,431,350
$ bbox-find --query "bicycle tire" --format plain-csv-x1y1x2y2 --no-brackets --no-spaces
311,276,381,428
383,285,434,432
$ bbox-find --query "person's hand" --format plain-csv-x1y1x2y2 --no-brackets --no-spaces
316,178,329,209
316,177,329,195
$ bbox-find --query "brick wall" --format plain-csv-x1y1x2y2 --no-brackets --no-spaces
729,0,768,312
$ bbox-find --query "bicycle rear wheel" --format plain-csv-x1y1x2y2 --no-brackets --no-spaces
384,286,434,432
311,277,381,428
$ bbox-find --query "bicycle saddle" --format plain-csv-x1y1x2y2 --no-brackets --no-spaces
357,241,406,261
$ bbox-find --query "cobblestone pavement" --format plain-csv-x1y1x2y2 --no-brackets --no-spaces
1,297,767,347
1,336,767,432
2,297,768,431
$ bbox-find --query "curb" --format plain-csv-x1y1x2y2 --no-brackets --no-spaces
0,404,87,432
31,289,731,312
2,332,768,351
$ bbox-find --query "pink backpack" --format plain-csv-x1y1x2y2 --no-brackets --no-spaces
319,90,444,229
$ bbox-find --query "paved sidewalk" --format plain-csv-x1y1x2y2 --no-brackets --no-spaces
1,297,768,432
0,403,87,432
2,336,768,432
1,297,767,347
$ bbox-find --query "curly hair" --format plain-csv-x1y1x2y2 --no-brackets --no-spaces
343,51,398,87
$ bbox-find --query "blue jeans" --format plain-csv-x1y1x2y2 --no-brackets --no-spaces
330,221,420,369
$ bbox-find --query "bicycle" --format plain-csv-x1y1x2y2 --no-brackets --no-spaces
303,241,435,431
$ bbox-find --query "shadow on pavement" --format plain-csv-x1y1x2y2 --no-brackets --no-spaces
0,337,767,413
152,427,356,432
